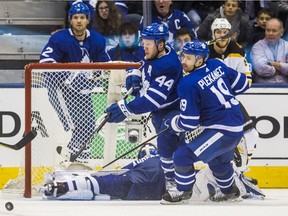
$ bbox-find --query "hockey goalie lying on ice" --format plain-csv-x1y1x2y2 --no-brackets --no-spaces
40,144,264,202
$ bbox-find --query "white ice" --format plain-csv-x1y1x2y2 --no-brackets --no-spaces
1,189,288,216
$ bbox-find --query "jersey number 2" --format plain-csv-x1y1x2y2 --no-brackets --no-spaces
41,47,53,57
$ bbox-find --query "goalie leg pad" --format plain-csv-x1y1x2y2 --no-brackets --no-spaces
235,137,249,172
234,128,259,172
244,128,259,158
232,164,265,199
239,174,265,198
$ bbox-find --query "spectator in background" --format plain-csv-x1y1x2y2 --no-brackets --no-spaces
93,1,122,50
172,1,202,29
197,0,252,46
173,27,195,53
250,18,288,83
248,8,273,46
245,9,273,76
114,0,143,25
241,0,272,21
173,1,225,30
139,0,197,46
276,0,288,34
108,22,145,62
268,0,288,39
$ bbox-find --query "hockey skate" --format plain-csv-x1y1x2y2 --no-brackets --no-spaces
207,182,242,202
161,188,192,205
165,180,176,190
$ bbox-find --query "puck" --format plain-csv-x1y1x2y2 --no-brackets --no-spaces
5,202,14,211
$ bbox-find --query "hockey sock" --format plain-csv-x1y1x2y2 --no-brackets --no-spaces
212,167,235,194
160,157,175,181
174,165,195,192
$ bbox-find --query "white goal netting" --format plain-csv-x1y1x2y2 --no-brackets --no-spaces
3,62,155,197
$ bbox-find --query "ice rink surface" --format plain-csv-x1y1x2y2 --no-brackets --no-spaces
1,189,288,216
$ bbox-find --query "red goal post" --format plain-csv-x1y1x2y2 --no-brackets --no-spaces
23,61,143,198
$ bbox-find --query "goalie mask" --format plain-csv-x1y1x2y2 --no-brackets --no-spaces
137,143,158,159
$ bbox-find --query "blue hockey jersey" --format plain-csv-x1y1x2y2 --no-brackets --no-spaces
39,29,110,63
127,44,183,114
173,58,250,137
140,9,197,45
94,155,165,200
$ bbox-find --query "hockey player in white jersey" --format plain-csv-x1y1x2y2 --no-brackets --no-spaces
161,40,251,204
39,0,110,163
105,23,183,189
208,18,259,183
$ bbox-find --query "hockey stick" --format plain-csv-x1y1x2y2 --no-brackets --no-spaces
69,87,134,162
102,127,168,169
0,129,37,150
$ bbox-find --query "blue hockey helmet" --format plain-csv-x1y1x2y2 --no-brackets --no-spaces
182,40,210,62
141,23,169,43
137,143,158,159
68,1,91,20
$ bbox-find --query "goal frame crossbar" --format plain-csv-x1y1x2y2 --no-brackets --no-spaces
24,62,141,198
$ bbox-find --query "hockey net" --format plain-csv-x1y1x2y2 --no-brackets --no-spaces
3,62,156,198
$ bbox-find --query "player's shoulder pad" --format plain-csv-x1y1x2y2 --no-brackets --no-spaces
228,41,245,56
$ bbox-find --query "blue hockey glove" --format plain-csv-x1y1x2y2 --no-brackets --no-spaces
105,100,133,123
163,119,176,134
126,68,142,96
163,116,183,134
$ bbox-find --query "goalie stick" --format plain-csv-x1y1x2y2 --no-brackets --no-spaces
0,129,37,150
57,87,135,162
102,127,168,169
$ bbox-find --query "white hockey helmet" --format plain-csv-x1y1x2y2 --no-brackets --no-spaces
211,18,231,35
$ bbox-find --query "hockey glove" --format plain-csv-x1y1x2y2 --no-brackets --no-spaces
163,116,184,134
105,100,132,123
126,68,142,96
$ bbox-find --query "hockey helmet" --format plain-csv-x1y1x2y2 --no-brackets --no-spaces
211,18,231,35
141,23,169,42
182,40,210,62
68,0,91,20
137,143,158,159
